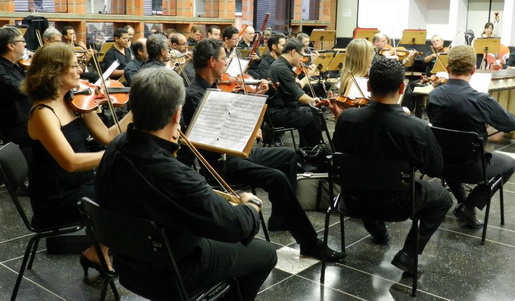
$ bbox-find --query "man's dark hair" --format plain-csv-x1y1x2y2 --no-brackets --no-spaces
131,40,145,59
222,26,239,41
368,58,405,96
130,67,185,131
192,39,223,70
146,33,168,60
0,27,22,55
208,25,220,34
114,28,128,39
61,25,74,36
267,33,285,51
282,38,303,54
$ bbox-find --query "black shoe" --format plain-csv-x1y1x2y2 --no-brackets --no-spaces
80,253,117,277
363,220,390,244
453,204,484,229
374,232,391,245
300,240,346,262
391,250,424,277
267,216,288,232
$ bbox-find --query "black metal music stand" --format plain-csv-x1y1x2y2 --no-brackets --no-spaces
473,38,501,70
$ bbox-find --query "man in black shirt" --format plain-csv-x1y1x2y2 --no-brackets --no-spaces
0,27,32,162
222,26,239,60
256,33,286,79
102,28,132,79
183,39,346,263
327,58,452,275
170,33,195,85
141,33,170,70
187,25,202,47
96,67,276,300
266,38,324,147
428,45,515,228
123,38,147,86
237,26,260,78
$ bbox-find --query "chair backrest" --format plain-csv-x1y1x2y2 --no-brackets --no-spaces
430,125,486,183
0,143,33,228
79,197,189,300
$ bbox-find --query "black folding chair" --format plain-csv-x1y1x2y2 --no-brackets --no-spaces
430,125,504,245
262,110,298,149
79,197,241,301
321,152,419,297
0,143,84,301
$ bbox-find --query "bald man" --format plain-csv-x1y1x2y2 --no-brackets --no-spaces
237,26,261,79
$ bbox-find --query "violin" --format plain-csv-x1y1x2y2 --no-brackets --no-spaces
18,58,31,70
218,73,276,93
65,79,130,113
380,45,423,61
420,74,448,88
330,95,369,110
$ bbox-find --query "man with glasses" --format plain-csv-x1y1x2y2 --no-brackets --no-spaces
170,33,194,85
102,28,132,79
0,26,32,162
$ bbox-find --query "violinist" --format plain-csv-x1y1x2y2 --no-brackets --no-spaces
123,38,147,86
0,27,32,163
21,43,132,276
187,25,202,47
372,33,388,63
222,26,239,59
338,39,374,98
256,33,286,79
141,33,170,70
207,25,221,40
266,38,325,147
101,28,132,79
62,26,100,83
42,27,62,44
96,66,277,301
170,33,195,85
183,38,345,263
423,35,447,76
124,25,135,60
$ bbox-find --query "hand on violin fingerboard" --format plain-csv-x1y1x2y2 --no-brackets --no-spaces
256,80,269,94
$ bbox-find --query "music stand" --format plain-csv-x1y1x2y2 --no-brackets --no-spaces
353,28,379,41
313,52,335,71
327,53,346,72
473,38,501,70
400,30,427,78
310,29,335,50
430,54,448,74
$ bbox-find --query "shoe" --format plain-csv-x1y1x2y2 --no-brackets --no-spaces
267,215,288,232
80,253,116,277
391,250,425,277
300,240,346,262
453,204,484,229
374,232,391,245
363,220,390,244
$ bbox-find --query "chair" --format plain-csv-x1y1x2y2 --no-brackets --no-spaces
79,197,241,301
309,105,335,152
0,143,84,300
262,110,298,149
321,152,419,297
430,125,504,245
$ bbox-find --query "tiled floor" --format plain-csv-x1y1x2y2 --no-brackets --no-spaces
2,113,515,300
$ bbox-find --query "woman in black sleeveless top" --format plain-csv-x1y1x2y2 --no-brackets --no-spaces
20,43,132,275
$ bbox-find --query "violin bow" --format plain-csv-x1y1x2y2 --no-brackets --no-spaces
178,130,241,204
347,69,367,99
431,46,447,73
170,50,191,86
234,48,249,95
90,52,122,133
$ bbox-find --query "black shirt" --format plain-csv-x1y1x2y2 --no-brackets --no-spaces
123,58,144,86
141,59,166,70
257,52,275,79
102,45,132,73
427,78,515,141
334,101,443,177
187,37,198,47
0,56,31,127
266,56,305,109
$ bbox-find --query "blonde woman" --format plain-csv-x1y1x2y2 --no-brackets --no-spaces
338,39,375,97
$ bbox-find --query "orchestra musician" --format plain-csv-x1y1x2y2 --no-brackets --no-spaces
222,26,239,59
187,25,202,47
427,45,515,228
372,33,388,63
182,39,346,263
325,58,451,276
256,33,286,79
95,66,276,301
20,43,132,275
124,25,135,59
338,38,374,97
207,25,221,40
237,26,260,79
140,33,169,70
62,25,99,82
123,38,147,86
481,22,495,38
423,34,447,76
170,33,195,85
42,27,62,44
0,27,33,163
101,28,132,79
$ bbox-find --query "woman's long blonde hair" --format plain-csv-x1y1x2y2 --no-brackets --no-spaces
339,39,374,96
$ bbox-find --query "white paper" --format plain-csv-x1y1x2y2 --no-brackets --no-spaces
346,77,370,99
226,58,250,78
470,72,492,93
94,60,120,85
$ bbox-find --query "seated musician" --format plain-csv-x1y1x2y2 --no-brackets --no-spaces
207,25,221,40
170,33,195,85
427,45,515,228
237,26,260,79
187,25,202,47
481,22,495,38
140,33,170,70
326,58,452,276
101,28,132,80
222,26,239,59
372,33,388,63
123,38,147,86
42,27,62,44
256,33,286,79
182,39,345,262
62,25,99,83
95,67,276,300
423,34,447,76
266,38,325,147
21,43,132,275
338,39,374,98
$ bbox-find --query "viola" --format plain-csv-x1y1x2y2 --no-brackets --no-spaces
65,80,130,113
420,74,447,88
218,73,276,93
18,58,31,70
331,95,369,109
380,45,423,61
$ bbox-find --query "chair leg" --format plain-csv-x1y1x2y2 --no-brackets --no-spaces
500,181,505,225
411,218,420,297
259,212,270,242
290,130,297,150
109,278,120,300
99,277,109,301
27,238,40,270
11,236,38,301
320,209,332,284
481,197,492,245
340,213,345,249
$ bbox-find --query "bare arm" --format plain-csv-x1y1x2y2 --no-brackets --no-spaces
83,110,133,145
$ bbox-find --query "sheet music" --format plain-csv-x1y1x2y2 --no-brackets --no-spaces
470,72,492,93
94,60,120,85
187,90,266,153
226,58,250,77
346,77,371,99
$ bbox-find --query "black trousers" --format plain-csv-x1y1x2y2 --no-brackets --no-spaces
345,179,452,255
268,107,324,147
221,147,319,247
447,152,515,208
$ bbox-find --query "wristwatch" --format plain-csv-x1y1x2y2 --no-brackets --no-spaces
247,198,263,208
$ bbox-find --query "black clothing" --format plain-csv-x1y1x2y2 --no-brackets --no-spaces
504,51,515,69
266,56,323,147
428,78,515,207
187,37,198,47
101,45,132,77
257,52,275,79
334,101,452,254
183,73,320,248
28,104,95,228
237,40,261,79
123,57,144,86
95,126,276,300
0,56,32,155
141,58,166,70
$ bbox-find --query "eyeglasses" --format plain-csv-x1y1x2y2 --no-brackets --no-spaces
216,56,228,62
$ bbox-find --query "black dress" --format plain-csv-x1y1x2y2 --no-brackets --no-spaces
28,104,96,228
